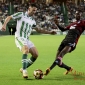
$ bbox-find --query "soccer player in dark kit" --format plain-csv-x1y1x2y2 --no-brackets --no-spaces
44,11,85,76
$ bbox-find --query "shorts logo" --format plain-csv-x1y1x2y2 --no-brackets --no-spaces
68,43,75,47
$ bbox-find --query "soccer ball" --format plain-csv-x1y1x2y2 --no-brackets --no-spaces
33,69,44,79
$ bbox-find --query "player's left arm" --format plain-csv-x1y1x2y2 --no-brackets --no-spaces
34,25,56,35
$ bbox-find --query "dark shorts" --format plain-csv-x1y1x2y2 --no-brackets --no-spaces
58,40,76,52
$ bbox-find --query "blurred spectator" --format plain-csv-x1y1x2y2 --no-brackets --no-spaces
1,0,85,31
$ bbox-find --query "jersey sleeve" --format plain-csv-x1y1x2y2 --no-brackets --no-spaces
66,22,76,30
66,25,71,29
57,24,67,32
11,12,23,20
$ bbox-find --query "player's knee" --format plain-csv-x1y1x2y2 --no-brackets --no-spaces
24,50,29,54
22,46,29,54
22,49,29,54
32,53,38,58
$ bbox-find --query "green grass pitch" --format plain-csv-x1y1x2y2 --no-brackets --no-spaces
0,35,85,85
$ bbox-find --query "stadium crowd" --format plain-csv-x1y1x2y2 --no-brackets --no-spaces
0,0,85,31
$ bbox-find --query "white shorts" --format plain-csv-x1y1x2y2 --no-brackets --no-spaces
15,37,35,50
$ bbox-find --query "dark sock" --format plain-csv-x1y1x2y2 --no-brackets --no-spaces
50,59,61,69
27,56,36,68
50,61,57,70
50,59,60,70
58,62,71,70
22,54,27,70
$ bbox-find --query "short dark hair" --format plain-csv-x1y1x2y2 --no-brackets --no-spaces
29,3,37,8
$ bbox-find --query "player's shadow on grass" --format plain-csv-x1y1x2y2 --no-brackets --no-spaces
45,74,85,81
42,76,73,81
24,78,34,80
42,74,85,81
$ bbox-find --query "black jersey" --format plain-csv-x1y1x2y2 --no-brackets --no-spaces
63,29,80,43
58,20,85,44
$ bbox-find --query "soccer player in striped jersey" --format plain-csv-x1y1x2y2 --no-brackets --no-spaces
44,11,85,76
1,3,56,79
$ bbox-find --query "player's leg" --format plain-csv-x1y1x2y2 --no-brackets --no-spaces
56,44,74,74
44,51,60,75
55,46,71,65
58,62,73,75
57,43,76,74
26,40,38,68
21,45,29,78
26,46,38,68
49,46,71,70
15,37,29,78
44,46,71,75
19,47,38,77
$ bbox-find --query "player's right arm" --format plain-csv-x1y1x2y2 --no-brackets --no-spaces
1,16,12,31
1,12,23,31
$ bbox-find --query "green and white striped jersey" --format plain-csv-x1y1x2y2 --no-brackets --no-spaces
11,12,36,38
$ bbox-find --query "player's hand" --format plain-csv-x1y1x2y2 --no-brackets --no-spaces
1,27,6,31
51,31,57,35
1,25,6,31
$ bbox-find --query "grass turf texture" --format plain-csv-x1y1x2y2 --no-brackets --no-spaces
0,35,85,85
